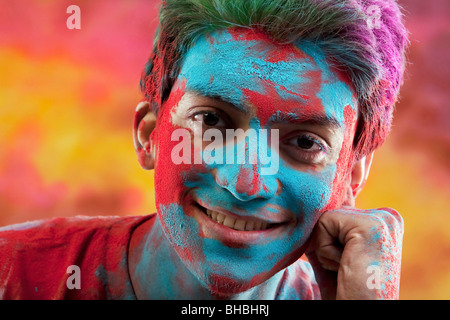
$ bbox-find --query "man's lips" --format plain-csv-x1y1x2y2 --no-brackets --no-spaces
193,198,292,232
202,206,272,231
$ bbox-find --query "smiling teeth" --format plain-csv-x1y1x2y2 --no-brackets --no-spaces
205,209,269,231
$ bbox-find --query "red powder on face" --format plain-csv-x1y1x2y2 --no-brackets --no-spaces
152,82,187,208
242,72,324,128
322,104,357,211
264,44,309,64
235,164,268,198
235,166,253,195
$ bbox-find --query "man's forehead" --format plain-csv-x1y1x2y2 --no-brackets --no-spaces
176,28,357,126
179,29,316,103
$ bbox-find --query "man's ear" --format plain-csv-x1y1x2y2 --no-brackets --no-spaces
133,101,157,170
350,151,374,199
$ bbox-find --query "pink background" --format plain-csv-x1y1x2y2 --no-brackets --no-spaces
0,0,449,299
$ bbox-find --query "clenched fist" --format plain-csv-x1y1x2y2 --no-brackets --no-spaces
306,206,404,300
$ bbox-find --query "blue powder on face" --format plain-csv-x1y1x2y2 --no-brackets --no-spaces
179,30,317,109
159,203,189,248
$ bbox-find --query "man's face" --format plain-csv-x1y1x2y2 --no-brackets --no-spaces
152,28,358,294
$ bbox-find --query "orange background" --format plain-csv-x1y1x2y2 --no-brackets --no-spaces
0,0,449,299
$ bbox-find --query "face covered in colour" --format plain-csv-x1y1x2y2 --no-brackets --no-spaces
151,28,358,295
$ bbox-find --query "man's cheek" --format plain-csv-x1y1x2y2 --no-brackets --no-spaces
153,102,207,208
152,107,211,269
277,159,336,216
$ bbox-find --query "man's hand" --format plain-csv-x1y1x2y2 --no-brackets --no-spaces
305,206,404,300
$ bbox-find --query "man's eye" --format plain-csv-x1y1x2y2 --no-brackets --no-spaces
193,111,227,128
283,133,328,165
287,135,323,152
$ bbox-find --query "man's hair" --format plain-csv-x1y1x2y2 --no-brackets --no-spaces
140,0,408,160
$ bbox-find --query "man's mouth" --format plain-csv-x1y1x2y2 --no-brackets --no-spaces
195,202,278,232
204,208,272,231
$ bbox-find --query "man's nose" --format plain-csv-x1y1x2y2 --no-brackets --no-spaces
214,161,278,202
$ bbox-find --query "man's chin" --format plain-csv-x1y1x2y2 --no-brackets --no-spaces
202,273,270,297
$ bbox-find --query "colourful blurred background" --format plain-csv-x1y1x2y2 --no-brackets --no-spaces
0,0,449,299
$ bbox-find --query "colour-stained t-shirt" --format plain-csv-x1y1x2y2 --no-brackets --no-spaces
0,215,151,299
0,214,320,300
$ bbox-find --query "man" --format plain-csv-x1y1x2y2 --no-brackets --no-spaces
0,0,408,299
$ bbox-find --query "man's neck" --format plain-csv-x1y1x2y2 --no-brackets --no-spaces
128,214,232,299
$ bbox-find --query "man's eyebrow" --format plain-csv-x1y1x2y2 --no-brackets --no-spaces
268,110,342,129
190,90,249,114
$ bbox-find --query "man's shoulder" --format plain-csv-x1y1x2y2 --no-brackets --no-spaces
0,214,155,265
0,214,153,242
0,214,155,299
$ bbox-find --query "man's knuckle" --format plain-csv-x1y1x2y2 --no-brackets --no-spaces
378,208,403,227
